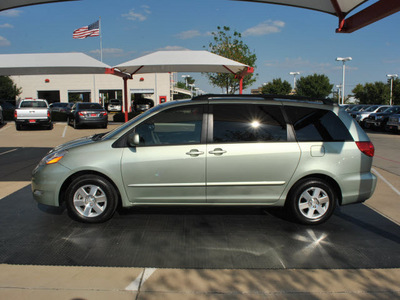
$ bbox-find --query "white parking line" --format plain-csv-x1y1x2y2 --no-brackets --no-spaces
372,168,400,197
62,125,68,138
125,268,157,291
0,148,18,156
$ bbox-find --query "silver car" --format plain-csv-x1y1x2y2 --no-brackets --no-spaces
32,95,377,225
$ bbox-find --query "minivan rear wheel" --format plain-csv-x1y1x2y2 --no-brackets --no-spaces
66,175,118,223
287,178,336,225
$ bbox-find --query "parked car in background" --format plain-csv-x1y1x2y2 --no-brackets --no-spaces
67,102,108,129
134,97,154,112
49,102,74,114
32,94,377,225
0,100,16,121
364,106,400,130
354,105,390,127
0,105,3,125
386,113,400,133
347,104,370,115
14,98,52,130
107,99,122,112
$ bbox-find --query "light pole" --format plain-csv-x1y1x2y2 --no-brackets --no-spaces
336,57,352,105
289,72,300,91
386,74,398,106
182,75,190,88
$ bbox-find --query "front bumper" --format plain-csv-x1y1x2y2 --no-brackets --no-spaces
386,121,400,130
31,162,71,207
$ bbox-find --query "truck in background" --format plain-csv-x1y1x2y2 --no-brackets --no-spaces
14,98,52,130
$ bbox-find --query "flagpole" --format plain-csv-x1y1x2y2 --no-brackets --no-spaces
99,16,103,62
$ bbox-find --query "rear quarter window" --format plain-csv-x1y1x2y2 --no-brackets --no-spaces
285,106,353,142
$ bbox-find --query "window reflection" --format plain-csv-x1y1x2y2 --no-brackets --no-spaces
212,104,287,143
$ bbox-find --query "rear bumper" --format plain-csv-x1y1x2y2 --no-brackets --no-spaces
76,116,108,126
15,118,51,126
340,172,377,205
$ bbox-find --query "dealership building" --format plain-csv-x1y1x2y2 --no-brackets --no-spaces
10,72,184,111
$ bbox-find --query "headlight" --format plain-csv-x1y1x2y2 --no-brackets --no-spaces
39,150,68,166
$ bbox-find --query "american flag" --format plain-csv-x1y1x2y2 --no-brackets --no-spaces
73,20,100,39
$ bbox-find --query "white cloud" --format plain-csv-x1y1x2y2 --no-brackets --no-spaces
0,36,11,47
122,6,151,21
175,30,202,40
90,48,124,55
243,20,285,37
265,57,310,69
89,48,134,58
0,23,13,29
157,46,190,51
0,10,22,17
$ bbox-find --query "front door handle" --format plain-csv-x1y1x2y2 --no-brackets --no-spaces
186,149,204,157
209,148,227,156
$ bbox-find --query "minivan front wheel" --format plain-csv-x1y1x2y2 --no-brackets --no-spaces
287,178,336,225
66,175,118,223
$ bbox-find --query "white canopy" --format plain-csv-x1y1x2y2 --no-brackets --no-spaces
0,53,112,76
235,0,366,16
115,50,251,75
1,0,398,34
0,0,75,11
235,0,400,33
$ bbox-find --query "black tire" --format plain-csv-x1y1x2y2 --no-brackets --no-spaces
47,123,53,130
66,175,118,223
16,123,22,131
286,178,336,225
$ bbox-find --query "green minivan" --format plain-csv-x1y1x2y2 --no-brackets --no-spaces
32,94,377,224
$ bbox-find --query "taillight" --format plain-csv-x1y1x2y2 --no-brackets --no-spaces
356,141,375,157
47,111,51,118
78,112,85,116
14,110,17,118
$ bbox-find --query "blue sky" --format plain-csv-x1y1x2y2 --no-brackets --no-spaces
0,0,399,94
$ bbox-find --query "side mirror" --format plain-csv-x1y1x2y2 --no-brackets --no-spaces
127,132,140,147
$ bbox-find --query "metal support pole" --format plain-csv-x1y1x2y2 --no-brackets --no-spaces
123,77,128,123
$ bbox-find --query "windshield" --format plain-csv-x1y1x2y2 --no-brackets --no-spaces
383,106,399,113
377,107,389,113
20,101,47,108
102,105,164,140
78,103,103,110
364,105,379,112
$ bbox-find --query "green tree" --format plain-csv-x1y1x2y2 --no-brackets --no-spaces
352,82,389,104
176,76,195,90
0,76,21,99
261,78,292,95
296,74,333,98
205,26,257,94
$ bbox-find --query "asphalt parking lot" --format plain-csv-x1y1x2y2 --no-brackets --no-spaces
0,121,400,299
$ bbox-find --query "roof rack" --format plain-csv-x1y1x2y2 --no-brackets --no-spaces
192,94,335,105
